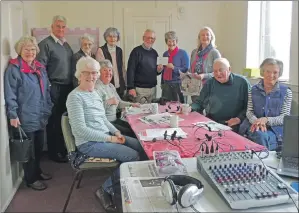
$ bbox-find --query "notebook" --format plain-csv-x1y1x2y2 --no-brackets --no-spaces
276,115,299,178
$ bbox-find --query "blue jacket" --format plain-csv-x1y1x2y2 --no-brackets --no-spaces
239,81,288,142
161,49,190,84
4,57,53,132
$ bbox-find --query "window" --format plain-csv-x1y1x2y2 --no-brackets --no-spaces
246,1,293,80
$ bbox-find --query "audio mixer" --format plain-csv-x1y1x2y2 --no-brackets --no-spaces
197,150,298,209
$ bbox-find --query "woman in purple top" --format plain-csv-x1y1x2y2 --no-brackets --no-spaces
161,31,190,103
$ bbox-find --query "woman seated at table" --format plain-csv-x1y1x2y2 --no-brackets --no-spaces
66,56,147,211
239,58,292,151
95,59,139,138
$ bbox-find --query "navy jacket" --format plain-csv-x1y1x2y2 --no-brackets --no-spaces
4,57,53,132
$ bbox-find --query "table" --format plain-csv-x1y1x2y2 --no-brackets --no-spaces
126,105,264,159
120,151,298,212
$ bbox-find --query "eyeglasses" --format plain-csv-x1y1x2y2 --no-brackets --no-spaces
81,71,98,76
23,48,37,53
144,36,156,41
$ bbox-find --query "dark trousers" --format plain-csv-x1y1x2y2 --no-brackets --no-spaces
23,129,45,184
111,119,137,138
47,83,73,158
162,83,185,103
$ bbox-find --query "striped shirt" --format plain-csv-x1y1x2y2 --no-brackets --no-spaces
66,88,118,147
246,88,292,126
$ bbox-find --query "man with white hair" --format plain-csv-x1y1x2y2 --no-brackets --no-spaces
37,15,73,163
191,58,251,132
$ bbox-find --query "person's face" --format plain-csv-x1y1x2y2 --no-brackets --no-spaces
20,43,37,64
106,34,118,46
79,70,98,87
81,39,93,54
263,64,280,86
143,32,156,48
199,29,211,46
213,62,231,83
100,67,113,83
167,39,177,51
51,20,66,39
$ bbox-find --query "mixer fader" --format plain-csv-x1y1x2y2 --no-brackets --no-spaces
197,151,298,209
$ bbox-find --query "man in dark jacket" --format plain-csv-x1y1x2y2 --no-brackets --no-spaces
37,15,73,163
126,29,164,103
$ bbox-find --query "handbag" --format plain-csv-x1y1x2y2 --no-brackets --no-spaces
9,126,34,163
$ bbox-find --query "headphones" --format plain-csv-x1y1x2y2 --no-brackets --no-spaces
165,102,181,113
161,175,204,208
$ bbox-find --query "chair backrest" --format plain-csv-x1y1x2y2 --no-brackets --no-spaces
61,112,76,153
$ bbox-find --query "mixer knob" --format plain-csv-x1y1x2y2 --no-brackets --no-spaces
209,166,212,170
224,164,227,168
273,192,278,197
231,188,237,193
214,165,217,169
229,164,232,168
238,187,243,192
219,165,222,169
225,188,231,193
244,187,249,193
255,193,261,199
267,192,272,197
244,162,246,166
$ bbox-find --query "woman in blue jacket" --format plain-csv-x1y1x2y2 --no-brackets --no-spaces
4,36,53,191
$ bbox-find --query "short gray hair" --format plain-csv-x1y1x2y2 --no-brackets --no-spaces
80,33,94,44
99,59,113,71
198,26,217,48
14,35,40,55
164,31,178,43
52,15,67,25
143,29,155,36
74,56,100,79
259,58,284,77
103,27,120,42
214,58,231,68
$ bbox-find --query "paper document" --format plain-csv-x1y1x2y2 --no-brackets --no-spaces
193,121,232,131
157,57,169,65
139,112,184,125
125,104,152,115
139,127,187,141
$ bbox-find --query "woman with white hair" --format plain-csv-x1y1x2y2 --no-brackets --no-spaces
96,27,126,98
66,56,146,211
71,33,96,88
239,58,292,151
190,27,221,103
95,59,139,138
4,35,53,190
161,31,189,103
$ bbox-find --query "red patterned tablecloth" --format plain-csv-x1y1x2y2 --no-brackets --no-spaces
126,105,264,160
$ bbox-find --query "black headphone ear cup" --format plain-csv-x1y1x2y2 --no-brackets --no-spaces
161,179,177,205
177,184,199,208
168,104,171,109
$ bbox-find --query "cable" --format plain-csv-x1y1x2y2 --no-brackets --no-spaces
283,188,299,210
191,205,201,213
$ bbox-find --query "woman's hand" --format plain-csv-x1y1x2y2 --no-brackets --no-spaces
114,131,125,144
166,63,174,70
129,89,137,97
110,136,125,144
106,97,119,105
250,117,268,132
131,103,140,108
192,73,204,80
157,64,163,72
10,118,20,127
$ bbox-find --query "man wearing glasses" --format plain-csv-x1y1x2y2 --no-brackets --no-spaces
127,29,163,103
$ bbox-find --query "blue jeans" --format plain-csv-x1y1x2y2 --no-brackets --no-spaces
77,136,145,194
246,129,278,151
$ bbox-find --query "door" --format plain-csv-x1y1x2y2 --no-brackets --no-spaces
124,8,177,98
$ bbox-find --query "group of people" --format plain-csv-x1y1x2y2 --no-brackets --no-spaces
3,14,293,213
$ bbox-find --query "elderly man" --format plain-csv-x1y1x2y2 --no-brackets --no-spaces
126,29,164,103
95,59,139,138
191,58,251,132
37,15,73,163
71,33,96,88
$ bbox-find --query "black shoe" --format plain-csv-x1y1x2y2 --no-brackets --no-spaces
50,153,68,163
27,180,47,191
95,187,117,213
38,173,52,181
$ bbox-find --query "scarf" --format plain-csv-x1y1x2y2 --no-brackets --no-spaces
191,43,213,74
163,46,179,81
14,57,45,95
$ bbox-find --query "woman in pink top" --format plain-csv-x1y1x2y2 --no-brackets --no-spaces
96,27,126,98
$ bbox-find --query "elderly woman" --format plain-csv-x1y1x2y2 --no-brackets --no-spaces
4,36,53,191
161,31,189,103
71,33,96,88
190,27,221,103
66,56,146,211
95,59,139,138
239,58,292,151
96,27,126,98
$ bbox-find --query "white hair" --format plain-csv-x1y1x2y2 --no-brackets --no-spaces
79,33,94,44
14,35,40,55
99,59,113,70
213,58,231,68
74,56,100,79
143,29,155,36
260,58,284,77
52,15,67,25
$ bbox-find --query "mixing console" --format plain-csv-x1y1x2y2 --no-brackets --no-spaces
197,151,298,209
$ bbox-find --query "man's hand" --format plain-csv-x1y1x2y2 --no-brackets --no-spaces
192,73,204,80
166,63,174,70
157,64,163,72
10,118,20,127
225,117,241,127
106,97,119,105
129,89,137,97
131,103,140,107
